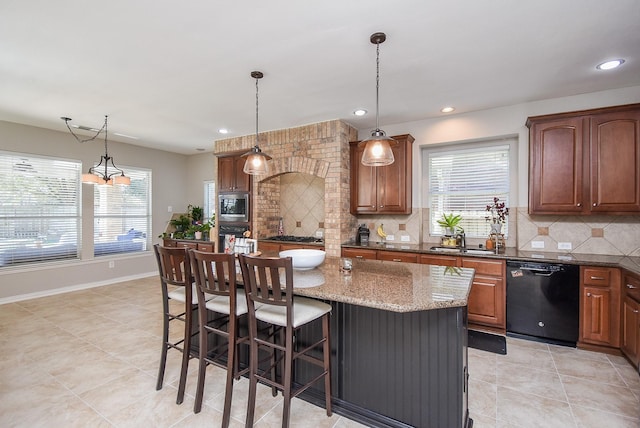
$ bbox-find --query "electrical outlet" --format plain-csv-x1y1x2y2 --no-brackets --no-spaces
108,261,115,268
400,235,410,242
531,241,544,249
168,205,173,212
385,235,395,241
558,242,572,250
315,230,323,238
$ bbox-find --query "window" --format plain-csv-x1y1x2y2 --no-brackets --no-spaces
203,180,216,224
425,140,512,238
93,167,151,256
0,151,81,267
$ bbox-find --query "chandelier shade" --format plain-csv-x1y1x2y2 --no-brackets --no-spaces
62,115,130,186
360,32,396,167
242,71,272,175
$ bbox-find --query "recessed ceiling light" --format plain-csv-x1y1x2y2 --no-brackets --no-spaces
218,128,229,134
596,59,625,70
441,106,455,113
353,109,367,116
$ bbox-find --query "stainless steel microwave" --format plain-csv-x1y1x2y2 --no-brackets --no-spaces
218,193,250,222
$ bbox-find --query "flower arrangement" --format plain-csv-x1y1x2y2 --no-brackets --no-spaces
485,197,509,224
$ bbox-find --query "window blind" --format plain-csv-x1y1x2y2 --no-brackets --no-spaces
203,180,216,224
0,151,81,267
93,167,151,256
428,144,510,238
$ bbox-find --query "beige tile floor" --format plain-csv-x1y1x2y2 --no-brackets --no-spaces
0,276,638,427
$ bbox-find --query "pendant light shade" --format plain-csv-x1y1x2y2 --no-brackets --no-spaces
360,32,396,167
242,71,272,175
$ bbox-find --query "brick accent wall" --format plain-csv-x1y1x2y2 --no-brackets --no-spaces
214,120,358,256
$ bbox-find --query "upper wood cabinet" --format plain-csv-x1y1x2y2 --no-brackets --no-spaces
527,104,640,215
350,134,414,215
218,153,250,192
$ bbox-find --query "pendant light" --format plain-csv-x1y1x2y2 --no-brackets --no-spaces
360,32,396,166
62,115,130,186
242,71,272,175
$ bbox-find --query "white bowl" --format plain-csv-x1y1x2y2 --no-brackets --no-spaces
279,249,326,270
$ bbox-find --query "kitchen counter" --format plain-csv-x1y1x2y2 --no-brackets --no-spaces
341,241,640,275
291,256,474,312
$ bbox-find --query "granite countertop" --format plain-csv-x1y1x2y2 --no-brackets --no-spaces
341,241,640,275
290,256,474,313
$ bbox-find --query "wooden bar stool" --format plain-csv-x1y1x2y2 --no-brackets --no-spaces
237,254,332,428
188,249,250,426
153,244,198,405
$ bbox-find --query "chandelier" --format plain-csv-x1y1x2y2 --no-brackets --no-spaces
242,71,272,175
359,32,396,166
61,115,130,186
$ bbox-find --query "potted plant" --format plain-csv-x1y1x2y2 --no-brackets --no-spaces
485,197,509,234
437,213,463,236
188,205,204,224
169,214,191,238
189,222,211,240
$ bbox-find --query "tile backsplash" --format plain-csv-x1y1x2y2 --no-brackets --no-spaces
280,173,325,237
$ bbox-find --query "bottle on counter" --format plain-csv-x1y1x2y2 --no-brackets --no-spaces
278,217,284,236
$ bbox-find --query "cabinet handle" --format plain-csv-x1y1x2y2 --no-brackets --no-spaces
586,292,592,297
392,258,402,262
627,284,637,289
379,205,384,208
355,255,364,259
593,203,597,207
371,205,376,208
590,276,605,281
577,203,581,207
634,309,639,314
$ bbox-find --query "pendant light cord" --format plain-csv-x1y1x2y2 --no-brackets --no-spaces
255,75,259,146
375,41,381,132
103,115,109,157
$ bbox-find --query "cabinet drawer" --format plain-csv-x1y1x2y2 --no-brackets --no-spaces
197,243,215,252
377,251,418,263
624,273,640,302
461,258,504,276
176,242,198,249
341,247,377,260
583,268,612,287
420,254,459,266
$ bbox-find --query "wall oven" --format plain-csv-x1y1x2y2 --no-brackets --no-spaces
218,193,249,223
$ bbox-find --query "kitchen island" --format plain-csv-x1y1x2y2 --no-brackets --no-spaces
287,256,474,428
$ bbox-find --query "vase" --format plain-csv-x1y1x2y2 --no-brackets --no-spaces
490,223,502,234
194,231,203,240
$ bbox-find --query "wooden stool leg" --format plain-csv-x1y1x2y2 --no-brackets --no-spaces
245,339,258,428
156,311,170,390
193,316,207,413
176,304,192,404
322,313,332,416
221,322,236,428
281,326,294,428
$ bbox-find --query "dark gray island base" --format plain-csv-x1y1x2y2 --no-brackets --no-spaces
288,258,474,428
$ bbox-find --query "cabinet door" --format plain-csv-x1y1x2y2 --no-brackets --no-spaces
581,286,612,344
621,296,640,366
377,136,412,213
350,142,378,214
528,117,585,214
467,275,505,328
590,110,640,213
233,156,250,192
259,242,281,253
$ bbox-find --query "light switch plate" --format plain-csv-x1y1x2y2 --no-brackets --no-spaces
400,235,410,242
531,241,544,249
386,235,395,241
558,242,572,250
315,230,323,238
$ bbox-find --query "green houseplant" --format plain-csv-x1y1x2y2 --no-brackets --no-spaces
437,213,462,235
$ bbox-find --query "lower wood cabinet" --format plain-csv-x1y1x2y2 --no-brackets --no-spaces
621,272,640,367
162,238,215,252
377,250,418,263
419,254,458,266
340,247,380,260
579,266,621,348
621,296,640,367
261,242,325,252
460,257,506,330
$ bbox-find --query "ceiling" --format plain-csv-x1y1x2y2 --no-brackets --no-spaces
1,0,639,154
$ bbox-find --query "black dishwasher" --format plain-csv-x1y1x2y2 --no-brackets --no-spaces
506,260,580,346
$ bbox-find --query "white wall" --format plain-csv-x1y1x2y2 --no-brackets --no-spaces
368,85,640,209
0,120,193,302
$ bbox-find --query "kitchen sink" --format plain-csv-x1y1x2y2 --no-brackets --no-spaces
430,246,497,255
463,249,497,255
